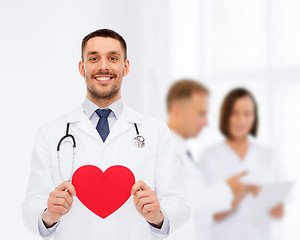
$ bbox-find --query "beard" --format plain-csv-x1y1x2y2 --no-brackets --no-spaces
87,83,121,100
84,69,123,101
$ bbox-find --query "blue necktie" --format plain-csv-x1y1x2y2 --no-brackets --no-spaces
95,109,112,142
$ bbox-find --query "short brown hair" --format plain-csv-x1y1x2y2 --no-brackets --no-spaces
167,79,209,112
81,29,127,60
220,88,258,138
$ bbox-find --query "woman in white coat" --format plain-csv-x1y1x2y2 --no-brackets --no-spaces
22,29,190,240
200,88,284,240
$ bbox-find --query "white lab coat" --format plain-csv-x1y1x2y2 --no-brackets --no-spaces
200,141,283,240
166,133,233,240
22,104,190,240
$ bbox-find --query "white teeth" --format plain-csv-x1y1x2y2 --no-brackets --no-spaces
96,77,111,81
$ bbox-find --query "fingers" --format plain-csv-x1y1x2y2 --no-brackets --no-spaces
236,171,248,178
133,189,150,202
50,205,69,215
51,191,74,206
55,181,76,196
269,203,284,219
142,203,159,213
131,181,158,212
248,185,262,196
133,189,160,215
45,182,75,224
131,181,163,226
131,180,150,195
48,192,73,214
135,196,156,210
51,197,70,209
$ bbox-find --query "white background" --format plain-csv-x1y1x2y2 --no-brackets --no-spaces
1,0,300,239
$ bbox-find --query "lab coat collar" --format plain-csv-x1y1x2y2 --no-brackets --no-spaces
171,131,199,165
82,97,123,120
171,131,190,155
66,102,141,124
104,105,141,144
65,102,141,143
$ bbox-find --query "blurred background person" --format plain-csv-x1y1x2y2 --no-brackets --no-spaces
166,80,249,240
200,88,285,240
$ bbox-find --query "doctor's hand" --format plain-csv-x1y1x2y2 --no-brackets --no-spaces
131,180,164,228
42,181,76,228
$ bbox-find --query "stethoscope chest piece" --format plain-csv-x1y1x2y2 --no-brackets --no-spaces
133,123,145,148
133,135,145,148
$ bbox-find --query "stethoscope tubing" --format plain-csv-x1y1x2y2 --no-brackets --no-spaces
56,122,145,182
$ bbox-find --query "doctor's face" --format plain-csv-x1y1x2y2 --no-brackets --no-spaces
180,93,209,138
79,37,129,102
229,96,255,140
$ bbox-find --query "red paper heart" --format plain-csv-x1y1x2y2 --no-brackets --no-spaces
72,165,135,219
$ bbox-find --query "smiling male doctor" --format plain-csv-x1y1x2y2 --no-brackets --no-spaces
22,29,190,239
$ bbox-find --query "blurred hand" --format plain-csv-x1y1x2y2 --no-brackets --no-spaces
214,211,230,221
269,203,284,219
131,180,164,228
227,171,248,197
215,172,261,222
42,181,76,227
247,185,262,197
214,189,247,222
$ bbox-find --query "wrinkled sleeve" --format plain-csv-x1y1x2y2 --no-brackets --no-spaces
22,126,57,238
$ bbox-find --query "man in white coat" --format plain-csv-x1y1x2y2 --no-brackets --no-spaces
166,80,249,240
22,29,190,239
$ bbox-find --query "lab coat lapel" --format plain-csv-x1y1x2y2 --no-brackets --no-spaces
66,105,101,141
104,104,141,145
65,104,141,143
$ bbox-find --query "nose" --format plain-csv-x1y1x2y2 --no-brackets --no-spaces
97,59,109,72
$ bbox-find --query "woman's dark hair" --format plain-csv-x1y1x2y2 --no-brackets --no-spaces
220,88,258,138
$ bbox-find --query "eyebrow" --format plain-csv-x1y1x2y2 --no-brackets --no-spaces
86,51,121,56
87,51,98,56
108,51,121,56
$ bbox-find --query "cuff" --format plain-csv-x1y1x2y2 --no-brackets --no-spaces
38,211,60,239
149,209,170,239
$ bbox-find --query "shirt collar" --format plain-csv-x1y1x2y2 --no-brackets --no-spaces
171,130,197,162
82,97,124,120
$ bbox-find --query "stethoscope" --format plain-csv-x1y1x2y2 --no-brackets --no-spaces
57,122,145,182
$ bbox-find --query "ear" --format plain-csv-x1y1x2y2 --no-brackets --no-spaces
170,101,181,116
79,60,85,78
173,102,181,114
123,59,130,77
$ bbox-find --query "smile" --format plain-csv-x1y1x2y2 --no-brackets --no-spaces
95,76,113,81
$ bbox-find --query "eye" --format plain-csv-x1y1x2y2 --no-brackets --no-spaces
110,57,118,61
89,57,98,62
